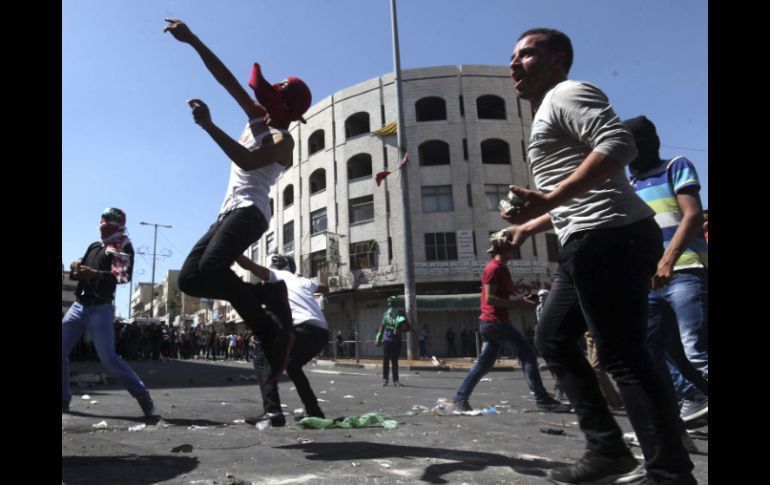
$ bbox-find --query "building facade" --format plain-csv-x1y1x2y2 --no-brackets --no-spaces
245,65,559,357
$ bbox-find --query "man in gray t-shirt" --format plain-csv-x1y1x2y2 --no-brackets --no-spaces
502,28,694,485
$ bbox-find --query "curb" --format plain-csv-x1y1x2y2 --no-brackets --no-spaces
311,359,521,373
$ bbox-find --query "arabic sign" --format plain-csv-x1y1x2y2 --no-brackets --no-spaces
327,233,340,264
353,265,398,285
456,230,475,260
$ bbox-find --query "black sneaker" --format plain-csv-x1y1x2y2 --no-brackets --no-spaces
547,450,640,484
62,400,70,414
256,281,293,331
537,397,572,413
136,393,157,417
680,394,708,423
245,412,286,427
262,329,296,385
454,400,473,412
382,380,389,386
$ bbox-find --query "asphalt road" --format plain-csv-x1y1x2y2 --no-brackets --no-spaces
62,358,708,485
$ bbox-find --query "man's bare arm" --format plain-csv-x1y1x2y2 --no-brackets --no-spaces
164,18,263,119
235,254,270,281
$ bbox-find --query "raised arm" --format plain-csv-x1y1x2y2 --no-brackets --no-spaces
235,254,271,281
187,99,294,170
164,18,264,120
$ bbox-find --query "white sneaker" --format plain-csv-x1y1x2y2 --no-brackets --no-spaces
615,464,646,484
623,430,698,454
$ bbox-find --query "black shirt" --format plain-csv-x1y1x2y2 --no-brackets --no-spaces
74,241,134,305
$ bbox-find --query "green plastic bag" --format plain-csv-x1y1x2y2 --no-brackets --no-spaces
298,412,397,430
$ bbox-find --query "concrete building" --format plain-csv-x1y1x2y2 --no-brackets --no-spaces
131,282,154,318
243,65,559,357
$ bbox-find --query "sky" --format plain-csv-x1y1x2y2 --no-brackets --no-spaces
62,0,708,318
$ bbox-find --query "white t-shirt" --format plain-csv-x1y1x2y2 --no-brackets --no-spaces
268,269,328,331
219,120,288,222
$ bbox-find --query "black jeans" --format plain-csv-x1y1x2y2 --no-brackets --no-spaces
382,339,401,381
535,217,694,484
253,323,328,416
179,207,272,341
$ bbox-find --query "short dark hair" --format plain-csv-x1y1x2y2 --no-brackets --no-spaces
518,28,573,73
270,254,297,273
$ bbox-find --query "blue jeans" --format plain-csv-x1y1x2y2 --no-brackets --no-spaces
455,320,550,403
647,269,708,400
535,217,693,483
418,339,427,358
62,302,148,404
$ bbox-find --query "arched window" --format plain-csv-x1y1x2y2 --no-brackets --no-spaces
481,139,511,164
476,95,506,119
345,112,370,139
308,129,325,155
347,153,373,181
309,168,327,194
418,140,451,166
415,96,447,121
283,185,294,207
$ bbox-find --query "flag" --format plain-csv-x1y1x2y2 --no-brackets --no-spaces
375,152,408,187
372,121,397,136
375,170,391,187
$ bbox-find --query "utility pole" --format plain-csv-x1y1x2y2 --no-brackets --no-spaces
139,221,172,319
389,0,418,360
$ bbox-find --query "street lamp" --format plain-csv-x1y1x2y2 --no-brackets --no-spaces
139,221,172,319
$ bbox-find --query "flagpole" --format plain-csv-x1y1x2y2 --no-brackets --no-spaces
389,0,417,360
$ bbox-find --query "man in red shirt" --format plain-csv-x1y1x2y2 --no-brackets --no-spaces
452,235,569,413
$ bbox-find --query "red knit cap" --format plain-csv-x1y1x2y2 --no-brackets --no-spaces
248,63,311,129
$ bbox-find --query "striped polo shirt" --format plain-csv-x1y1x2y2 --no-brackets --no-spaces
631,156,708,270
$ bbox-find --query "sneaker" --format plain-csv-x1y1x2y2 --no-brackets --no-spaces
256,281,293,331
62,400,70,414
537,397,572,413
382,380,389,386
623,431,698,454
453,400,473,412
245,412,286,427
547,450,640,484
262,329,296,385
680,394,708,423
393,381,404,387
136,393,156,417
615,465,647,484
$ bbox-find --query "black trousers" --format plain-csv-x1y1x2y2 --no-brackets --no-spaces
535,218,694,484
382,339,401,381
179,207,274,341
253,323,328,416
